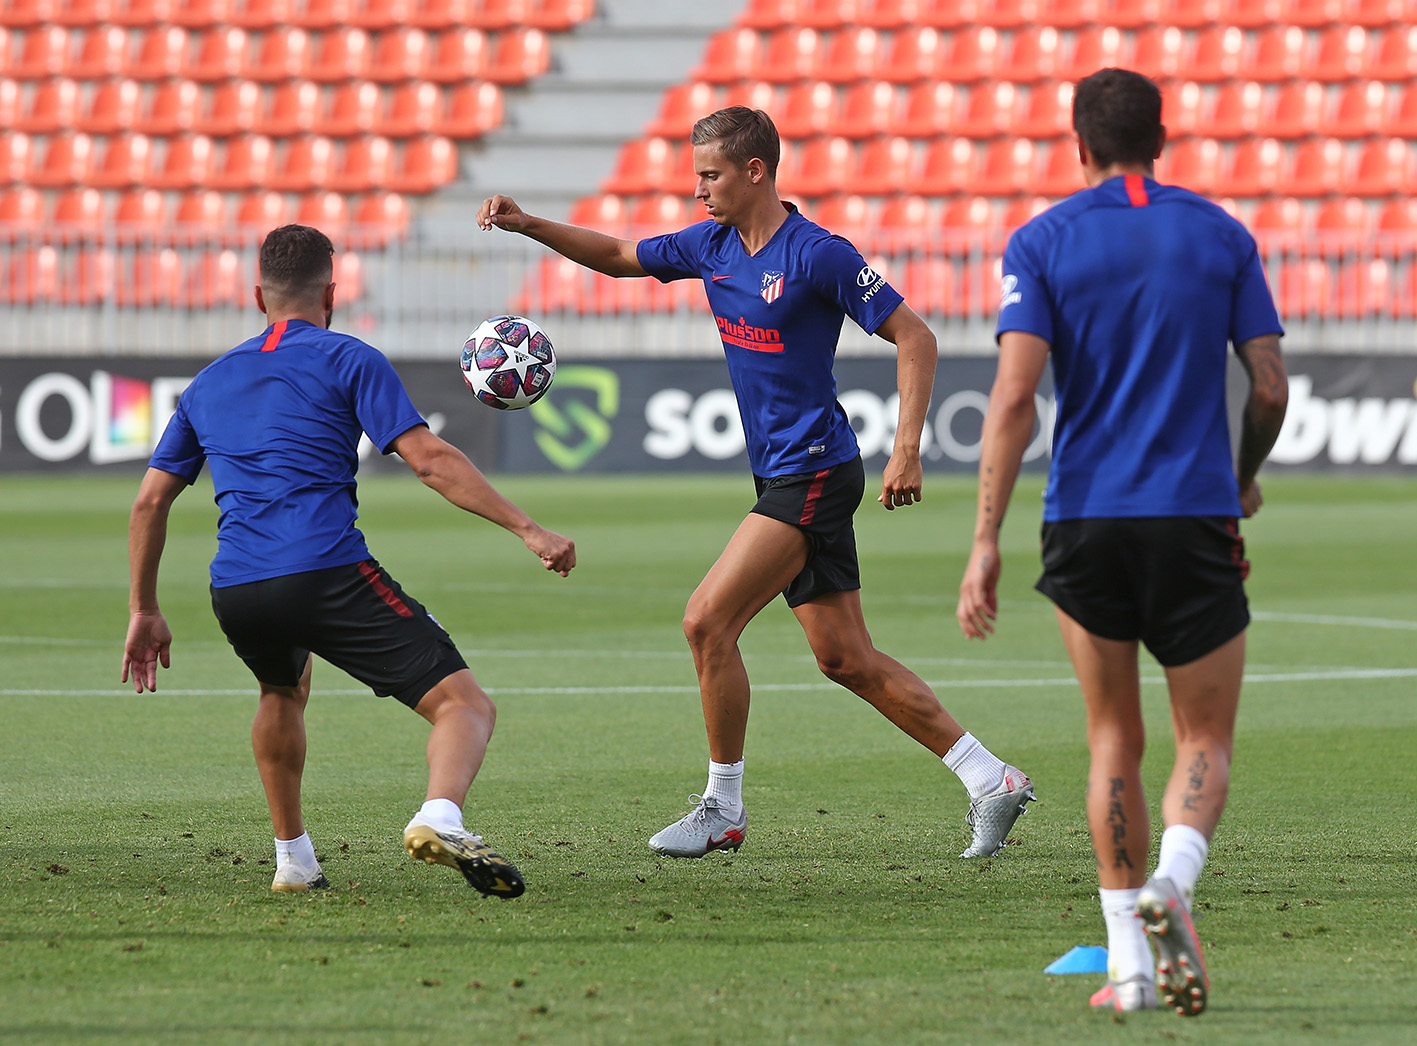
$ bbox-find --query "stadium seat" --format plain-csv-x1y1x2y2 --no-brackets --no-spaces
740,0,798,28
118,247,185,307
1013,81,1073,139
185,248,245,306
389,134,456,193
370,28,431,83
908,137,976,195
916,0,982,28
151,133,217,190
646,81,717,138
526,0,596,32
436,81,504,138
1351,138,1411,196
30,132,95,188
5,246,61,304
231,0,293,28
1288,138,1348,197
1251,26,1307,81
694,28,763,84
1325,81,1392,138
837,80,898,138
881,27,946,83
1058,26,1128,83
977,0,1039,28
83,78,144,135
171,0,232,27
130,27,190,81
1227,0,1282,26
113,0,175,24
1160,137,1221,193
761,28,822,84
854,135,914,195
858,0,917,26
1346,0,1405,25
964,138,1035,196
1370,25,1417,79
817,27,881,84
1277,257,1332,318
269,136,335,192
629,193,692,233
9,26,69,80
1130,26,1185,80
62,247,117,305
939,195,996,235
0,0,56,27
326,81,382,136
895,81,957,137
603,137,680,196
1312,26,1370,81
331,135,395,193
113,188,169,242
1209,81,1266,140
792,136,855,198
247,27,312,82
464,0,528,28
1315,196,1373,244
1189,26,1246,81
202,79,262,137
295,0,352,26
1388,84,1417,138
955,81,1015,138
260,80,322,139
800,0,858,27
1268,81,1326,139
1288,0,1345,26
1250,196,1308,248
1223,137,1286,197
778,81,837,139
425,28,490,84
236,188,289,237
0,132,32,186
568,193,629,233
377,81,435,137
18,77,81,135
940,27,1001,82
999,27,1060,83
1377,198,1417,235
351,0,411,28
1161,80,1205,138
352,190,409,247
487,28,550,85
91,132,155,190
209,133,277,191
409,0,466,27
307,28,371,83
1097,0,1162,27
1035,137,1085,195
1039,0,1103,27
899,257,957,317
814,194,873,238
173,187,229,242
1003,195,1051,229
52,187,106,240
0,186,45,239
0,77,16,129
72,26,130,80
1160,0,1224,27
186,27,250,82
720,80,778,112
874,193,930,250
296,190,350,238
334,249,362,301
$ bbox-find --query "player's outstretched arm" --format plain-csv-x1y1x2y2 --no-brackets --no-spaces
123,467,187,692
1234,333,1288,518
477,194,647,279
392,425,576,576
957,331,1050,640
874,303,937,510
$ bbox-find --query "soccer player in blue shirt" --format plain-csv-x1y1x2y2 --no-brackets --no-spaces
956,69,1290,1015
480,107,1034,861
122,225,576,897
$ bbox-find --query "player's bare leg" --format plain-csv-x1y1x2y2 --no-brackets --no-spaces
404,669,523,898
254,656,328,891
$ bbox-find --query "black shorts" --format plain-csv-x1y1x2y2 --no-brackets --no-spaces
1036,516,1250,668
751,456,864,608
209,559,468,709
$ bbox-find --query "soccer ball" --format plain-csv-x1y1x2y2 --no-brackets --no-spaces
459,315,557,410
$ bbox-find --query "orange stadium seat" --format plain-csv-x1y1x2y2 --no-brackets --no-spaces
174,188,229,242
1223,137,1286,197
778,81,837,138
202,79,261,136
1097,0,1161,26
1346,0,1406,26
720,79,777,111
837,80,897,138
603,137,680,196
1371,25,1417,79
1351,138,1411,196
352,190,409,247
73,26,130,80
909,137,976,195
966,139,1035,196
210,133,277,191
740,0,799,28
977,0,1039,28
955,81,1015,138
941,28,1001,82
915,0,980,28
295,0,353,27
30,132,95,189
5,247,61,304
1210,82,1266,139
1277,257,1333,318
793,136,855,197
371,29,432,83
1059,26,1128,82
118,248,185,308
436,81,503,138
172,0,232,27
326,81,382,136
1312,26,1370,81
568,194,629,233
1161,0,1224,28
113,188,169,242
1038,0,1103,26
130,27,189,80
856,0,918,27
1189,26,1246,81
1326,81,1392,138
151,133,218,190
83,78,144,135
487,28,550,84
9,26,69,80
62,248,117,305
1268,81,1326,139
1003,195,1051,230
259,80,322,137
236,188,289,237
527,0,596,31
410,0,467,27
1251,25,1307,81
389,134,456,192
308,29,371,83
113,0,176,24
939,195,996,235
18,78,81,135
231,0,294,28
1288,138,1348,197
1160,138,1221,193
52,186,106,240
0,186,45,238
899,258,957,316
819,27,881,84
896,81,957,137
187,27,250,82
0,78,17,128
761,29,822,84
331,135,395,192
186,248,245,306
248,27,312,82
694,29,763,84
875,193,930,249
1377,198,1417,235
296,190,351,238
141,79,203,136
0,0,56,27
1035,137,1086,194
1160,80,1204,138
999,27,1060,83
854,135,914,194
334,250,362,300
352,0,412,28
646,82,717,138
381,81,437,137
270,136,336,192
0,132,32,185
800,0,858,27
1131,26,1185,80
1387,84,1417,138
881,27,946,83
1288,0,1345,26
1251,196,1308,248
814,194,873,238
629,193,692,233
1013,81,1073,139
1229,0,1285,25
92,132,156,190
426,28,490,83
465,0,529,29
1315,196,1372,244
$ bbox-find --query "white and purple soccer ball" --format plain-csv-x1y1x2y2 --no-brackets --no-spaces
459,315,557,410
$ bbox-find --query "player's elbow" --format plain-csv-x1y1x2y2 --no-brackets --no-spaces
1252,381,1289,424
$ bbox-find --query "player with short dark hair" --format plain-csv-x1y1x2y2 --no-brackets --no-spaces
479,107,1034,861
122,224,576,897
956,68,1289,1015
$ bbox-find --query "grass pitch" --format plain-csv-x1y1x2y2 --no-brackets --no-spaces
1,472,1415,1045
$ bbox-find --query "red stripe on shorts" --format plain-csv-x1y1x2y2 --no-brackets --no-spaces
799,469,830,525
260,319,289,352
1125,174,1149,207
358,561,414,617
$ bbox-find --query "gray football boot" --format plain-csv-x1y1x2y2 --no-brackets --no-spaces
959,765,1036,857
649,795,747,858
1090,974,1159,1012
1136,876,1209,1016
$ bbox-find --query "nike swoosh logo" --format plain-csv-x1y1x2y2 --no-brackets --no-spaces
711,274,732,281
706,828,744,848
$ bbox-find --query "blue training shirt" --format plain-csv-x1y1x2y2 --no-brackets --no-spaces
637,204,904,478
149,318,426,587
997,175,1283,522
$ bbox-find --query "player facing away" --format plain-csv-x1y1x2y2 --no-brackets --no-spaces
122,224,576,897
479,106,1034,860
957,69,1290,1015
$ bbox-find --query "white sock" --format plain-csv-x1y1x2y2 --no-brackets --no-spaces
704,759,744,814
1099,887,1153,982
942,732,1007,799
274,831,317,870
1154,824,1210,910
410,797,464,834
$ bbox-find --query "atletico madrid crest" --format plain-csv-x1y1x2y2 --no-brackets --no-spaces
760,270,785,304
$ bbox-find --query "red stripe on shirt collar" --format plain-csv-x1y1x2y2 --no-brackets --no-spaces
260,319,289,352
1124,175,1149,207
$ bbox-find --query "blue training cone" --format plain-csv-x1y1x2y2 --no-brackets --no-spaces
1044,945,1109,975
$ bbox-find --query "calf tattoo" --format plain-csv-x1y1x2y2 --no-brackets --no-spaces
1182,751,1209,812
1106,777,1133,869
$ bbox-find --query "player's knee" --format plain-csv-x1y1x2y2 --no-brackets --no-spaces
682,606,723,654
815,649,870,692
